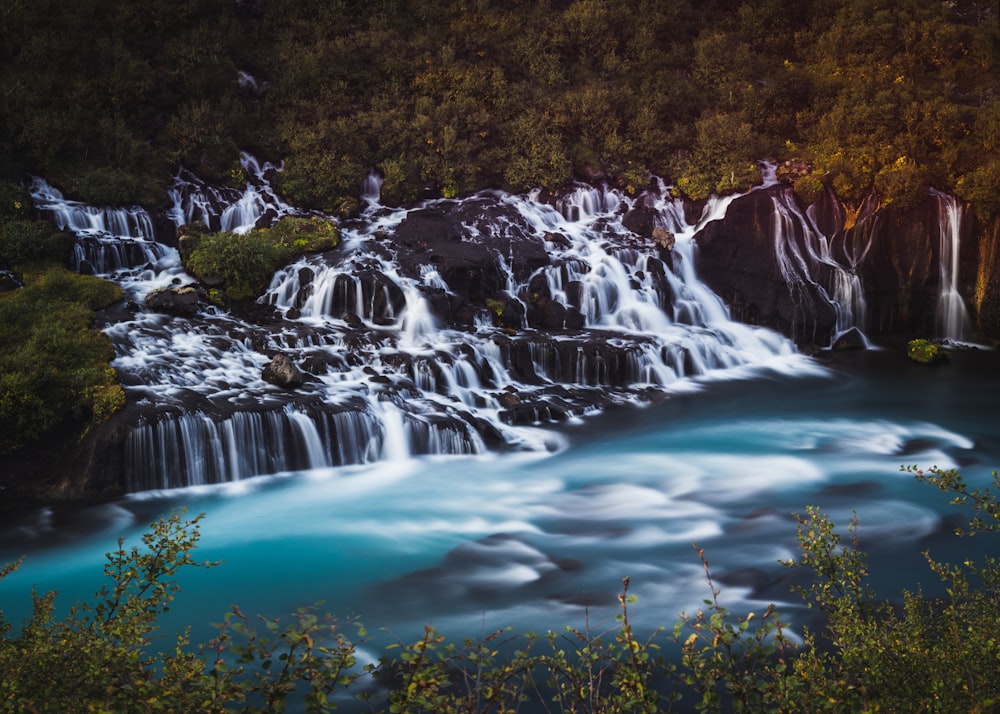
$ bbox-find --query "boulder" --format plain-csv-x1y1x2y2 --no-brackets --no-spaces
177,221,208,258
262,353,306,388
338,196,361,220
0,269,23,293
775,159,811,184
391,196,549,306
831,327,867,351
144,286,200,316
652,227,675,252
622,193,658,237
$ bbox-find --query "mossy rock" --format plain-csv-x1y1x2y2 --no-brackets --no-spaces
182,217,338,302
907,339,950,365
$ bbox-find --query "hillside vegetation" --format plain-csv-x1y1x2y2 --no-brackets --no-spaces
1,0,998,213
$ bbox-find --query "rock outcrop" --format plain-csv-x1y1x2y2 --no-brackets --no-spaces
144,285,200,315
262,353,306,388
693,184,991,346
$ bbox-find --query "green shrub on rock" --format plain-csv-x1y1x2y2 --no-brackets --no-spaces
183,217,339,301
907,338,950,364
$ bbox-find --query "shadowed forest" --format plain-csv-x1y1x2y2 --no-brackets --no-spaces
2,0,999,214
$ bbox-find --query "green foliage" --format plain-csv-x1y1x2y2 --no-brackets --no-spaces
3,468,1000,711
0,268,124,452
676,550,794,711
0,510,219,712
792,173,826,207
907,337,951,364
0,183,31,219
874,155,927,210
184,216,338,301
0,218,72,269
72,166,141,206
2,0,999,208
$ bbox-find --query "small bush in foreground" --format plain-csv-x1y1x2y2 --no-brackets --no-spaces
1,466,999,711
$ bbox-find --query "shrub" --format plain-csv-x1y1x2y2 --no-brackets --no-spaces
0,268,124,452
907,337,950,364
73,167,141,206
184,230,281,301
792,173,826,207
0,218,72,269
874,155,927,211
183,217,338,301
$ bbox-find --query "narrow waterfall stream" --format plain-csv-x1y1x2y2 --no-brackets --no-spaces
932,189,973,342
769,189,871,346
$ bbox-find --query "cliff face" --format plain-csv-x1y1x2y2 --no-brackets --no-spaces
976,214,1000,339
693,185,993,345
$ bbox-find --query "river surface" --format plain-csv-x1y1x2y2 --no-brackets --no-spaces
3,344,998,658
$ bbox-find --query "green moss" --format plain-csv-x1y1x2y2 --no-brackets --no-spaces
907,338,950,365
484,297,505,317
183,217,339,301
91,384,126,423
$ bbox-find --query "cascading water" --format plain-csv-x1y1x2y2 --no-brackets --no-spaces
28,161,822,493
167,152,298,234
28,177,176,286
769,190,871,346
17,163,1000,684
932,189,972,342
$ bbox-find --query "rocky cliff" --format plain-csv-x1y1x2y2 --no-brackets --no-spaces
692,184,994,346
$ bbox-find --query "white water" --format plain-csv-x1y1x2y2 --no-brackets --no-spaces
769,190,871,345
24,164,976,494
932,189,973,342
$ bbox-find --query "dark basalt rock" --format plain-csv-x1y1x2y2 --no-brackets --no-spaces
652,226,675,252
622,192,659,237
695,186,838,344
832,327,867,351
144,285,200,315
230,299,280,325
390,196,550,306
0,269,23,292
262,353,305,388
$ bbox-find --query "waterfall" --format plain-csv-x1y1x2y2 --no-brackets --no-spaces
30,158,824,492
27,177,178,294
932,190,972,342
361,171,383,205
769,190,870,345
167,152,297,234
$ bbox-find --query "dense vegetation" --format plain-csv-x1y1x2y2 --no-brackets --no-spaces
0,466,997,712
1,0,998,213
0,187,124,455
182,216,340,301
